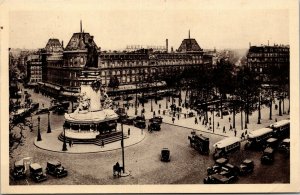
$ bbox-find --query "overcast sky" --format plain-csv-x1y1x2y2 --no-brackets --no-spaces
8,0,289,50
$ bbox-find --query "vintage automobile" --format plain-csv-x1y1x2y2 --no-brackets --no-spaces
161,148,170,162
53,106,66,115
203,173,237,184
36,108,49,115
29,163,47,182
261,147,275,165
264,137,279,150
133,116,146,129
239,159,254,175
121,116,135,125
278,138,290,155
149,121,161,131
11,160,26,180
46,160,68,178
222,163,240,176
149,116,163,124
207,158,229,175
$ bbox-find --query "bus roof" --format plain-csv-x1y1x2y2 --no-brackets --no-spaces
30,163,42,170
282,138,290,143
248,128,273,138
270,119,290,128
213,137,241,149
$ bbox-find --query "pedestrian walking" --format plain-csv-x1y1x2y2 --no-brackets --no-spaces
159,104,161,109
69,140,72,148
101,140,105,148
195,117,198,124
177,114,180,120
199,115,202,121
230,124,232,131
223,126,226,133
153,111,156,116
245,129,248,135
234,129,237,137
229,117,231,123
275,118,277,122
184,113,187,118
241,132,244,140
128,128,130,136
217,122,220,129
158,109,160,115
172,117,175,124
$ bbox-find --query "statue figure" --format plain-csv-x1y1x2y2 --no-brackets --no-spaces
77,92,91,112
83,36,98,68
100,86,113,109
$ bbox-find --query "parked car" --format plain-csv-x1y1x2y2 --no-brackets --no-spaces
239,159,254,175
261,147,275,165
207,158,229,175
264,137,279,150
133,116,146,129
149,121,161,131
29,163,47,182
222,163,240,176
161,148,170,162
46,160,68,178
36,108,49,115
11,160,26,180
278,138,290,153
53,106,66,115
203,173,237,184
149,116,163,124
121,116,135,125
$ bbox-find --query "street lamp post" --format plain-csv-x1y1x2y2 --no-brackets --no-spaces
62,126,67,151
37,116,42,141
121,122,125,173
135,82,138,115
47,111,52,133
258,90,261,124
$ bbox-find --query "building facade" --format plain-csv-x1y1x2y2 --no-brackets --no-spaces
41,29,213,98
246,44,290,83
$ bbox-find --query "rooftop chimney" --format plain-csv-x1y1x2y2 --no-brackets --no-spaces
171,46,174,53
80,20,82,33
166,39,168,53
188,29,190,39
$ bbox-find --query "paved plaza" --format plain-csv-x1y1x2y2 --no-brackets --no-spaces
9,88,290,185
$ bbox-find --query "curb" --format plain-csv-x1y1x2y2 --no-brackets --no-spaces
163,121,228,138
33,131,147,154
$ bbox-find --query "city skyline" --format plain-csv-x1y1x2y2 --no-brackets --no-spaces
8,1,289,51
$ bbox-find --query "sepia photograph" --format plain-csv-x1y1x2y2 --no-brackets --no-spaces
1,0,299,193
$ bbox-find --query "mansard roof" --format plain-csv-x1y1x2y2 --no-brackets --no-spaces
65,32,98,51
177,38,203,53
45,39,63,53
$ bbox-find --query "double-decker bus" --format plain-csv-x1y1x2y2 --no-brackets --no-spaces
188,132,210,155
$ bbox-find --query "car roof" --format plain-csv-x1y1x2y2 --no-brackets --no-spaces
14,160,24,167
266,137,278,143
47,160,61,165
213,137,241,148
264,147,274,153
216,158,228,164
282,138,290,143
243,159,253,164
30,163,42,169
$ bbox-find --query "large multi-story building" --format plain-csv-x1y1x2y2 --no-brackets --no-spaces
40,27,213,98
246,44,289,83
